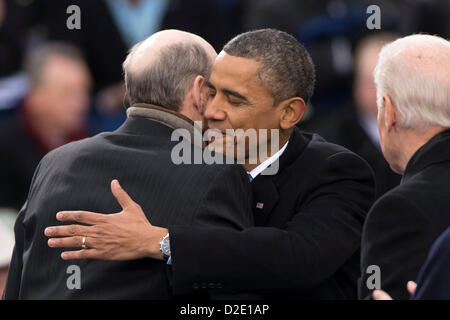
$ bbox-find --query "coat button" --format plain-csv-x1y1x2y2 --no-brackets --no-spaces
216,282,223,289
208,283,216,289
201,282,207,289
192,282,199,290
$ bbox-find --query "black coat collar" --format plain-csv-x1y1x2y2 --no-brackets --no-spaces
402,129,450,183
254,127,310,184
251,127,310,225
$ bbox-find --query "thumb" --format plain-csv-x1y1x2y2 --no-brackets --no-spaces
372,289,393,300
407,281,417,296
111,179,136,210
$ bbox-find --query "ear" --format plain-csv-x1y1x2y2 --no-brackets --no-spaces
122,92,131,109
384,94,397,132
278,97,307,130
192,75,206,114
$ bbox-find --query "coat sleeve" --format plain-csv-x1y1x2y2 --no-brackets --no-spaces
190,164,254,230
169,164,255,295
170,151,375,295
359,192,433,300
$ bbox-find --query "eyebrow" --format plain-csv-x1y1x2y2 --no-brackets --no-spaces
206,80,249,102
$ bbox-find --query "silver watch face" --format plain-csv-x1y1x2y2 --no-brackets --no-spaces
161,234,171,257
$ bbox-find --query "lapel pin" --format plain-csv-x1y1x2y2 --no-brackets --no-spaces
256,202,264,209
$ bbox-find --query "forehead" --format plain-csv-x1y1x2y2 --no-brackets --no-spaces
41,56,89,85
209,52,267,94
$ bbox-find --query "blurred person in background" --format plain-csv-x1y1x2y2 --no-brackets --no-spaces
0,42,91,211
243,0,395,114
359,34,450,300
243,0,450,115
0,0,37,113
1,0,241,132
302,33,401,199
41,0,238,132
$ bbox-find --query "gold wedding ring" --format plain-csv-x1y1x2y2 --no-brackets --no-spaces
82,236,88,249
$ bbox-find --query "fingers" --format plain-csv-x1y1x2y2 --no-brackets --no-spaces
48,236,96,249
407,281,417,295
61,249,101,260
111,179,136,210
372,289,393,300
56,210,105,225
45,224,94,237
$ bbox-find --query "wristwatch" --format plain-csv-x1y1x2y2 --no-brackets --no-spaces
159,233,171,261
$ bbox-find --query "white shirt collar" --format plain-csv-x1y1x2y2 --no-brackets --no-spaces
247,141,289,180
358,114,380,147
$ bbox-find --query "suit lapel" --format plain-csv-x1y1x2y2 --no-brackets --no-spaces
251,173,279,226
250,127,311,226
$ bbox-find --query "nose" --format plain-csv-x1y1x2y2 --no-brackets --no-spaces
204,96,226,122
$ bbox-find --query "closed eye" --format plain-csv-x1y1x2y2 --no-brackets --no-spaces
227,99,242,106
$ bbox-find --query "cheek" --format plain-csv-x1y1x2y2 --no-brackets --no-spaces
227,109,251,130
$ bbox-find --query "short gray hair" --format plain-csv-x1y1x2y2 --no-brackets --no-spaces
24,42,85,88
374,34,450,130
123,42,213,111
223,29,315,105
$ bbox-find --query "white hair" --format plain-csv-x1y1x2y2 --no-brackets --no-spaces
374,34,450,130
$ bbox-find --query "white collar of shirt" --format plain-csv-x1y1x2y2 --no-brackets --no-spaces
247,141,289,180
358,113,380,147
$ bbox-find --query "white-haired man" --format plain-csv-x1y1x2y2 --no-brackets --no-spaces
359,34,450,300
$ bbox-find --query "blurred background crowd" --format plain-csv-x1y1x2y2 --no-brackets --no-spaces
0,0,449,292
